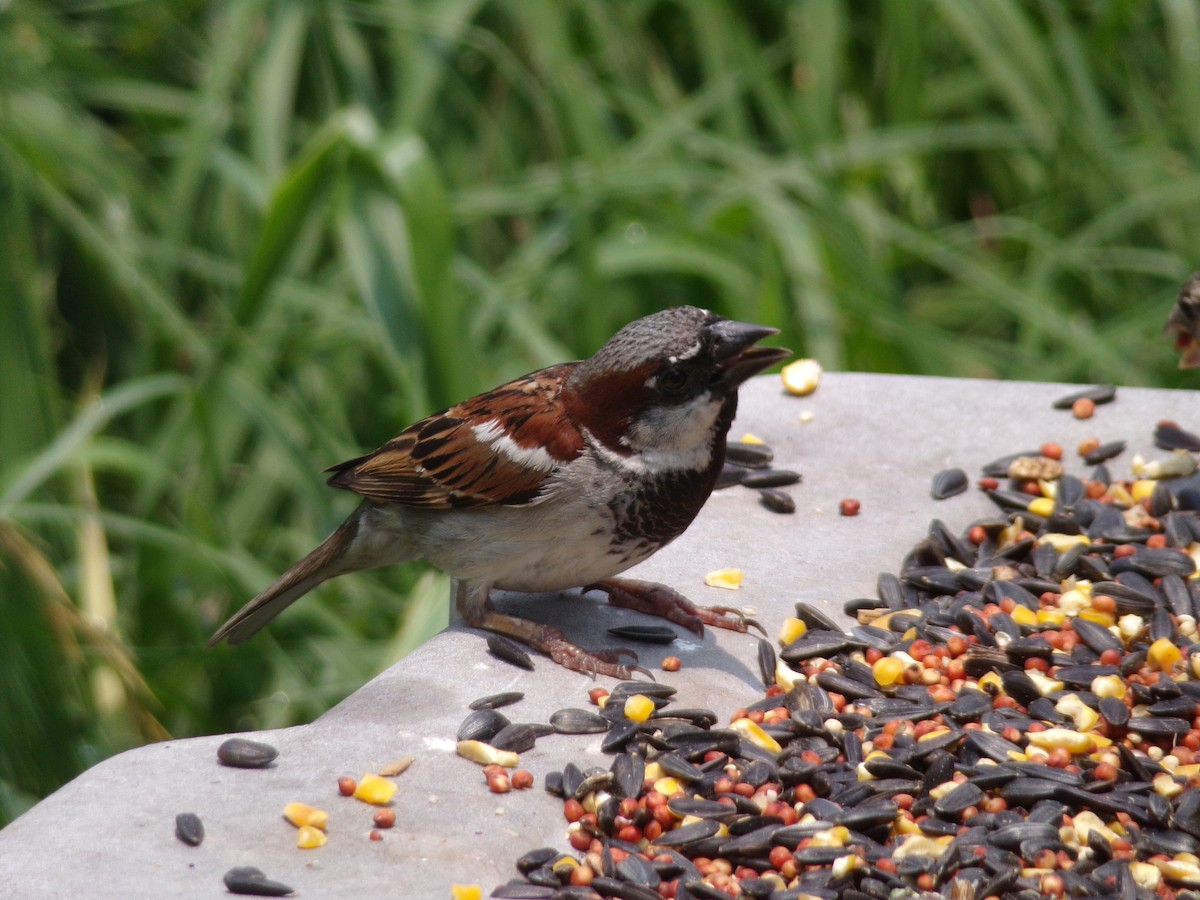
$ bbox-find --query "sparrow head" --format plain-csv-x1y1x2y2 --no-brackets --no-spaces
1167,271,1200,369
566,307,790,469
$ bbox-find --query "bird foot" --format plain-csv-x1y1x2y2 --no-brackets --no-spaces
586,577,765,636
472,608,653,680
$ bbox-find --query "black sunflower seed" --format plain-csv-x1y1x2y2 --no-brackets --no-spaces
1082,440,1127,465
610,752,645,799
1098,696,1129,726
1051,384,1116,409
756,639,777,689
550,708,609,735
486,634,534,670
716,463,749,489
725,441,774,468
758,487,796,514
491,723,538,753
457,708,510,742
606,625,678,644
931,468,968,500
601,719,638,753
742,469,802,488
1155,422,1200,452
222,867,294,897
516,847,560,875
217,738,278,769
649,819,721,847
780,631,862,663
469,691,524,710
174,812,204,847
1127,716,1191,736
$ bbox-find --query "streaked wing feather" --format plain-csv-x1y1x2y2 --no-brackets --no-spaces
325,364,584,508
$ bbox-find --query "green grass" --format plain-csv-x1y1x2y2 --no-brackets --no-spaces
1,0,1197,825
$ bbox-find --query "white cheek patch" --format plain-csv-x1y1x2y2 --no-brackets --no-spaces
588,392,722,475
471,419,558,471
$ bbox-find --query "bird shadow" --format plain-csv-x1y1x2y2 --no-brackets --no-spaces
450,587,766,693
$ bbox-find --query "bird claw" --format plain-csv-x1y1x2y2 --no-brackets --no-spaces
699,605,766,636
545,640,649,681
589,578,763,637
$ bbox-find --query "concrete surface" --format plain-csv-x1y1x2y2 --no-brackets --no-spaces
0,372,1196,898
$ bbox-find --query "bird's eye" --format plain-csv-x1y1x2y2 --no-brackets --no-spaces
657,367,690,394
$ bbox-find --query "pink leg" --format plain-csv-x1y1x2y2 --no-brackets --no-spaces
586,577,765,636
455,580,652,679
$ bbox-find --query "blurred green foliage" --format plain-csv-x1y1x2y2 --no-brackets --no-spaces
1,0,1197,826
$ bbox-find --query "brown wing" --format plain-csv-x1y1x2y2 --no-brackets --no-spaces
324,363,585,508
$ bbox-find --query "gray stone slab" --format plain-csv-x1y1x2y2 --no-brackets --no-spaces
0,372,1195,898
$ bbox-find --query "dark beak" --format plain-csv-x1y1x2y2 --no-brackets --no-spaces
710,319,791,388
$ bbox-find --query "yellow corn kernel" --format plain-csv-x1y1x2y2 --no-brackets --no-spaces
927,780,959,800
1037,609,1067,628
624,694,655,722
1009,605,1038,629
1149,637,1183,672
652,776,684,796
296,825,326,849
731,717,782,754
1058,588,1090,615
643,761,664,782
778,616,807,645
918,728,953,744
1154,859,1200,884
1128,863,1162,891
1091,673,1126,699
781,359,822,396
1072,811,1119,844
353,773,398,805
894,834,953,859
1027,497,1055,518
1118,615,1145,644
1026,728,1094,754
872,656,905,687
1131,479,1157,501
832,853,864,878
1153,772,1184,798
775,659,805,691
977,671,1003,695
1077,608,1115,627
738,433,765,445
809,826,850,847
1055,694,1100,731
893,815,922,836
1107,483,1134,508
451,886,483,900
455,740,518,768
1027,671,1064,696
704,568,743,590
551,856,579,875
1037,533,1091,551
997,517,1026,549
283,802,329,830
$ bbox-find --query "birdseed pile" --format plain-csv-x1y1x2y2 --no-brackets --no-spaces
483,412,1200,900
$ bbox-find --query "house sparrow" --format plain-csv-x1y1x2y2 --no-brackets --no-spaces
209,306,789,678
1166,271,1200,369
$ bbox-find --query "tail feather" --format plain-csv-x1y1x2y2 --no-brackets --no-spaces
208,515,361,647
